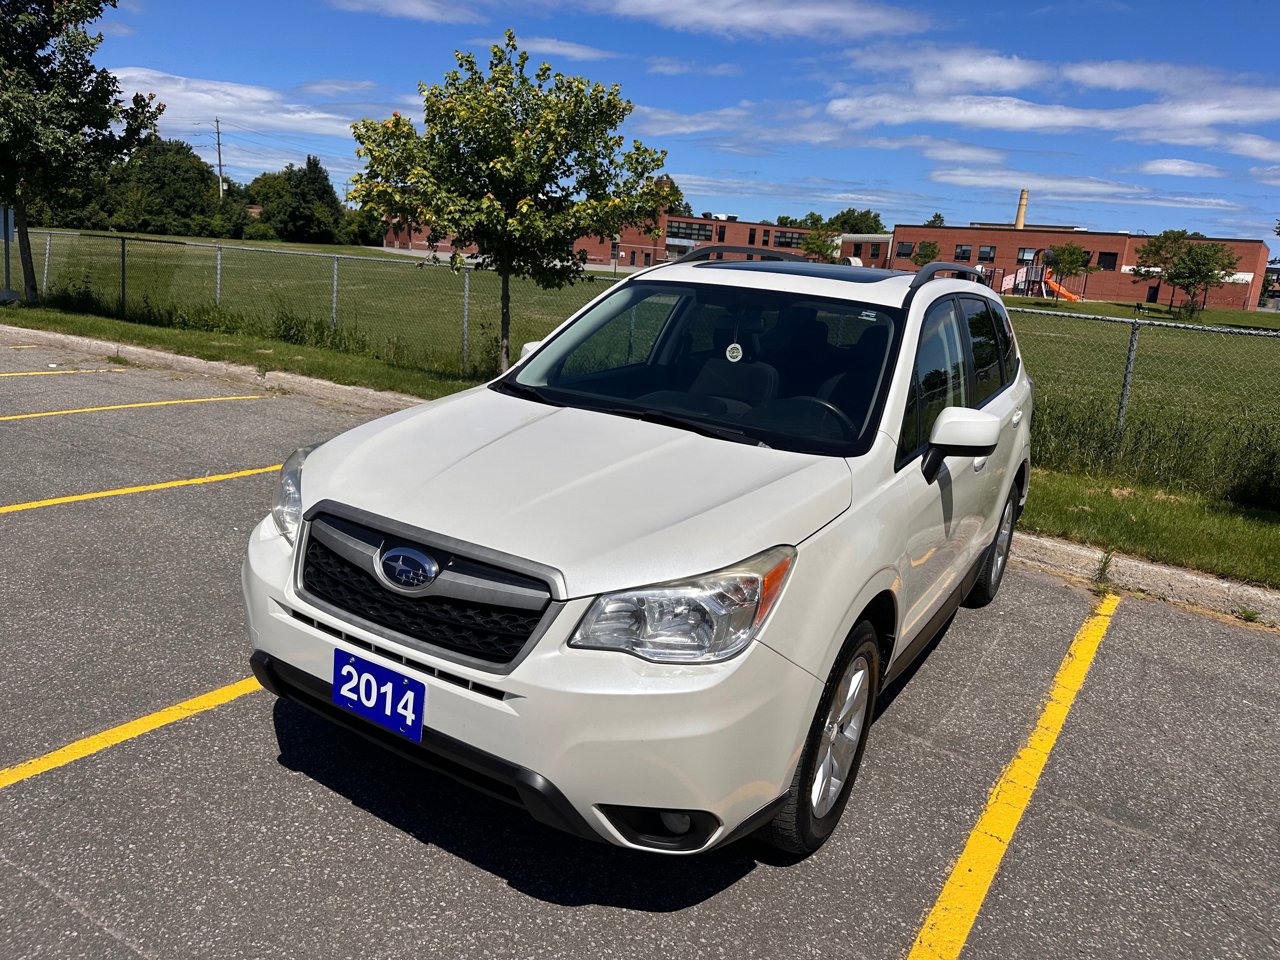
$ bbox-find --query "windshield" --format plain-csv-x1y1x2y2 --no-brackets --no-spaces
499,279,904,456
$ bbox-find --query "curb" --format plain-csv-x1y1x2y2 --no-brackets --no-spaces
0,323,423,414
5,322,1276,630
1014,532,1279,628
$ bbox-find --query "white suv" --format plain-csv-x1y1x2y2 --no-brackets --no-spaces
243,252,1032,856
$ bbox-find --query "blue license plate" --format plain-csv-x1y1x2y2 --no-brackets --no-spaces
331,649,426,743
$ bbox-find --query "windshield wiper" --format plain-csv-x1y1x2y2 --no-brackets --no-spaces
490,379,561,406
585,403,763,446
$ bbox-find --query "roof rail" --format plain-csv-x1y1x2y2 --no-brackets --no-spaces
672,245,808,264
908,261,988,290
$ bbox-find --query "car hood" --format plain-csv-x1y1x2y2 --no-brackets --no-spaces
302,388,852,598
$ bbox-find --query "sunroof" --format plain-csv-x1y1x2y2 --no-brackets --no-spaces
692,261,912,283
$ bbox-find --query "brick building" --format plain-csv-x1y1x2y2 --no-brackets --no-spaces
887,224,1271,311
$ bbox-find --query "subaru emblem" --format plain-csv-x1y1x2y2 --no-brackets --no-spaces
377,546,439,594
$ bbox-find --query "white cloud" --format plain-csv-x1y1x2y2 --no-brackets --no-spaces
1060,60,1214,94
101,21,137,36
584,0,925,40
1137,159,1224,178
851,46,1051,95
631,104,751,137
299,79,380,97
828,93,1105,132
1219,133,1280,160
931,166,1241,210
863,135,1006,164
328,0,483,23
647,57,740,77
514,37,619,61
671,172,925,208
1250,165,1280,186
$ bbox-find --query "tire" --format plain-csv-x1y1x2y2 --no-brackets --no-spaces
761,621,880,856
964,484,1019,608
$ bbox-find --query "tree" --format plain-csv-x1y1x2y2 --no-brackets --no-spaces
1163,241,1239,316
828,207,885,234
800,224,840,263
925,212,945,227
1046,242,1089,300
351,31,680,371
0,1,161,302
775,211,824,229
106,136,220,236
911,240,940,268
250,156,345,244
1131,229,1190,307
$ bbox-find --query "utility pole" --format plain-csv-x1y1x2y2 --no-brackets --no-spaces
214,117,225,200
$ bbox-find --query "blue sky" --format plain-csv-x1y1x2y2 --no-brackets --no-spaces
97,0,1278,242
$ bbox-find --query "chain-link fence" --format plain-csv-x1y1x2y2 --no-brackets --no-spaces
1009,307,1280,507
8,230,619,377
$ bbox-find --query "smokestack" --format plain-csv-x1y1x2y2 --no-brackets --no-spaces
1015,189,1029,230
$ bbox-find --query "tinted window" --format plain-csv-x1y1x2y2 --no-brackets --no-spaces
960,297,1003,405
901,298,968,455
991,301,1018,382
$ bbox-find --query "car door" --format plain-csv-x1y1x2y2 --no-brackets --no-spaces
894,295,989,643
956,295,1026,562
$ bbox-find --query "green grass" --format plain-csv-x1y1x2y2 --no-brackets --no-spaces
1004,295,1280,332
1021,467,1280,589
0,305,481,400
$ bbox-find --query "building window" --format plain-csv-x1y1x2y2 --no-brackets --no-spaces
896,241,914,259
748,227,757,245
716,224,726,243
762,229,771,246
1097,251,1118,271
644,252,651,266
666,221,713,241
610,240,619,260
870,243,881,259
978,245,996,263
852,242,863,258
1017,247,1037,264
774,230,805,248
629,250,636,266
955,244,972,262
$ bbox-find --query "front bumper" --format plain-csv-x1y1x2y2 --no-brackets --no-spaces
243,516,823,854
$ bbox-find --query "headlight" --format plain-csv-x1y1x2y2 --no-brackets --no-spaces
271,444,320,544
569,546,795,663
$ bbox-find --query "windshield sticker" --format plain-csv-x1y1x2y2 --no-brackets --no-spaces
859,311,880,321
725,343,744,363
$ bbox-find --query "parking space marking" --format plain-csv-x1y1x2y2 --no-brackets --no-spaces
0,464,282,515
8,345,40,349
0,368,126,378
906,593,1122,960
0,678,261,791
0,395,264,423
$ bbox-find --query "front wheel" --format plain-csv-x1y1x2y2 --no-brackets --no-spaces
761,622,880,856
964,484,1019,608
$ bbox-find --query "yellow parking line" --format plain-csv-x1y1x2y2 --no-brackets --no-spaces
0,395,264,423
0,368,125,377
906,593,1122,960
0,678,262,791
9,345,40,349
0,464,282,515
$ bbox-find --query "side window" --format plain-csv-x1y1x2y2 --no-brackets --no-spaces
900,298,967,458
960,297,1003,405
991,301,1018,383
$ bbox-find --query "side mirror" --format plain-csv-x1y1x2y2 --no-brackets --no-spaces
520,341,542,360
921,408,1000,484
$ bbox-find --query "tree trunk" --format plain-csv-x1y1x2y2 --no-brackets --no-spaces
499,270,511,372
14,197,39,305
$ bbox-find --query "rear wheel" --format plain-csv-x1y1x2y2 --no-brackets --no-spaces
761,622,880,856
964,484,1018,608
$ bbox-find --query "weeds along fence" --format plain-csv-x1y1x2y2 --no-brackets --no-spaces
16,230,618,378
1009,307,1280,509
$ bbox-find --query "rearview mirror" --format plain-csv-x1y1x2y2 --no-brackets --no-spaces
922,408,1000,483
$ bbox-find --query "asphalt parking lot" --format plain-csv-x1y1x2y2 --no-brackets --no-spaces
1,329,1277,960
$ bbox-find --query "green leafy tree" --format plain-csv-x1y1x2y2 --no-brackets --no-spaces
250,156,345,244
1164,241,1240,316
925,212,945,227
0,0,162,302
350,31,681,370
828,207,885,234
1131,229,1190,307
107,136,220,235
800,224,840,263
1047,241,1089,299
911,240,940,268
341,206,389,247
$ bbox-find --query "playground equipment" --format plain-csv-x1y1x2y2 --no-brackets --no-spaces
1000,264,1080,300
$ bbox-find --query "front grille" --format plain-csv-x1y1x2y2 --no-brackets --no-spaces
301,535,547,664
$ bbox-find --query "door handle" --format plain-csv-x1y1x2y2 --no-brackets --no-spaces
973,457,987,472
1012,409,1024,427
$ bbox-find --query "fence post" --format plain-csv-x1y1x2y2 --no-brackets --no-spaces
331,256,339,329
119,237,127,316
1114,319,1142,443
42,233,50,295
462,267,471,370
215,247,222,307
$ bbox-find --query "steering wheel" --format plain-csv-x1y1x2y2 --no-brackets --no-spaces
782,396,860,440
